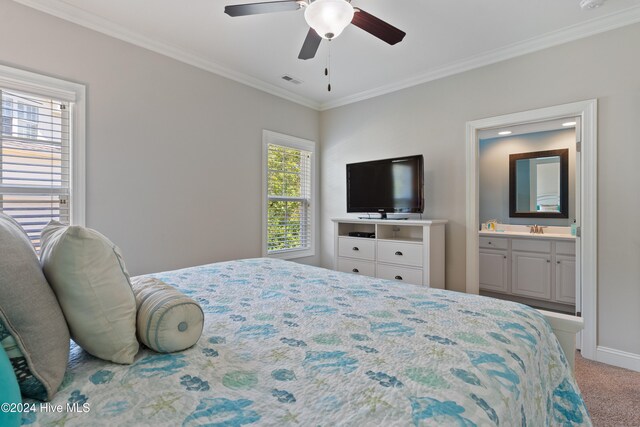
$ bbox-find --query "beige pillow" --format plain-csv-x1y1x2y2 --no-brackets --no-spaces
40,221,138,364
131,277,204,353
0,213,70,400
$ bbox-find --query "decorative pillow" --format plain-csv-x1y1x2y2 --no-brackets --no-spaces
0,346,21,427
131,277,204,353
0,213,69,401
40,221,139,364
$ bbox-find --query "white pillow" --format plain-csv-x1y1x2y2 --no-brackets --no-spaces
40,221,138,364
131,277,204,353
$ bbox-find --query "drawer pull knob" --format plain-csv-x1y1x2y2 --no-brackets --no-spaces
352,247,359,251
395,251,403,256
547,260,550,263
488,241,492,245
557,261,560,264
352,268,359,273
395,275,403,280
503,256,507,259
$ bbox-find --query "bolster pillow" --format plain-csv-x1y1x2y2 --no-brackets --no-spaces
131,277,204,353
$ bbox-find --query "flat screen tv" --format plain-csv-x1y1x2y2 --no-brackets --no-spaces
347,155,424,218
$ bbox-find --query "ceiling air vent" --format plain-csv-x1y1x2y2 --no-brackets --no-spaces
281,75,303,85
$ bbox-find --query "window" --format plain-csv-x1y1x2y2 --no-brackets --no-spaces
16,103,38,121
0,65,85,251
17,120,38,138
1,99,11,134
263,130,315,259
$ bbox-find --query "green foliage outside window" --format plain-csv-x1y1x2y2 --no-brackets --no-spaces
267,144,310,252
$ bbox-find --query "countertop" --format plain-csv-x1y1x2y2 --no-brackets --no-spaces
479,230,576,241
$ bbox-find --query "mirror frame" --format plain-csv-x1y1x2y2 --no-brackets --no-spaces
509,148,569,218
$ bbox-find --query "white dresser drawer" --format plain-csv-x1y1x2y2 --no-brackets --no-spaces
376,264,423,285
337,258,375,277
338,237,375,261
377,241,423,267
555,241,576,256
479,236,508,250
512,238,551,253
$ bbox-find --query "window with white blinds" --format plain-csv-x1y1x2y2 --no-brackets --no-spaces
0,88,70,251
263,131,315,258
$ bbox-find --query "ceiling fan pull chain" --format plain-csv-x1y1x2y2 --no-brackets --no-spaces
327,40,331,92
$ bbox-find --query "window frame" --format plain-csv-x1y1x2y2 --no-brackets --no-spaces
262,130,316,260
0,64,86,227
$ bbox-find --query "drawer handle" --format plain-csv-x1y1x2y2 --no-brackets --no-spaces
395,275,403,280
352,268,359,273
547,260,550,263
394,251,403,256
503,256,507,259
557,261,560,264
488,241,492,245
352,247,359,251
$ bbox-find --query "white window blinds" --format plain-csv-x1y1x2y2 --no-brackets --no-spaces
266,143,312,254
0,88,70,251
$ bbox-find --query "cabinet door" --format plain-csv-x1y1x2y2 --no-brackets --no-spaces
555,255,576,304
511,251,551,300
479,250,508,293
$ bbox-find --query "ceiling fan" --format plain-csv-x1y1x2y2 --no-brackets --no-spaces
224,0,406,60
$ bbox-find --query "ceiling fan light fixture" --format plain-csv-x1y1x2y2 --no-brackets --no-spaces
579,0,606,9
304,0,354,40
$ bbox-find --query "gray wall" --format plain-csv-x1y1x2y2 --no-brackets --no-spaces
321,23,640,355
479,129,576,227
0,1,320,274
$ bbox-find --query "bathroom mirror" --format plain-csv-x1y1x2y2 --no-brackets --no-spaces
509,149,569,218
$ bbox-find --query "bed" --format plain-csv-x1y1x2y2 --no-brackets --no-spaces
24,258,590,426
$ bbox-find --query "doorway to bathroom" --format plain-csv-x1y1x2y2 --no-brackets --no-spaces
477,120,578,314
465,100,597,360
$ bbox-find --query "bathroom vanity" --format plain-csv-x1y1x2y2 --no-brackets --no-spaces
479,227,576,313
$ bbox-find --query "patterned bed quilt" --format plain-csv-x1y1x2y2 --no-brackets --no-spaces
24,258,591,426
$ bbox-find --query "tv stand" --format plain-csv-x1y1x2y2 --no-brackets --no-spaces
331,218,447,289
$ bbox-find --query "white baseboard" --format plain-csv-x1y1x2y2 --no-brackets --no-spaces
595,346,640,372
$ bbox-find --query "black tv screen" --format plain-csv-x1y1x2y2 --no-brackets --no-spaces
347,155,424,215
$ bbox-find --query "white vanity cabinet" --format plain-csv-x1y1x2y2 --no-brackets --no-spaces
478,237,508,293
332,218,447,288
479,233,576,312
511,251,552,300
555,255,577,304
554,241,577,305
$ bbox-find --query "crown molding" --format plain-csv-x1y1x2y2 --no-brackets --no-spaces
319,4,640,110
11,0,321,110
12,0,640,112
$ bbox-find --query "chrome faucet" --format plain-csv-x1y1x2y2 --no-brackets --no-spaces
529,225,546,234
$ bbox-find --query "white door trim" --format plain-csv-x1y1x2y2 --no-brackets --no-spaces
465,100,597,360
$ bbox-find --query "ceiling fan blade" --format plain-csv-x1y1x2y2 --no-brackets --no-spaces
351,8,406,45
224,0,301,17
298,28,322,60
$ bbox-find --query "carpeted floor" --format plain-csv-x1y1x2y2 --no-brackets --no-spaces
574,351,640,426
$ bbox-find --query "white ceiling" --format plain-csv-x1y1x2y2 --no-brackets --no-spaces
14,0,640,109
478,118,578,140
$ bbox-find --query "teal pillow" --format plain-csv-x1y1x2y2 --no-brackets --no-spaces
0,321,47,400
0,345,21,427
